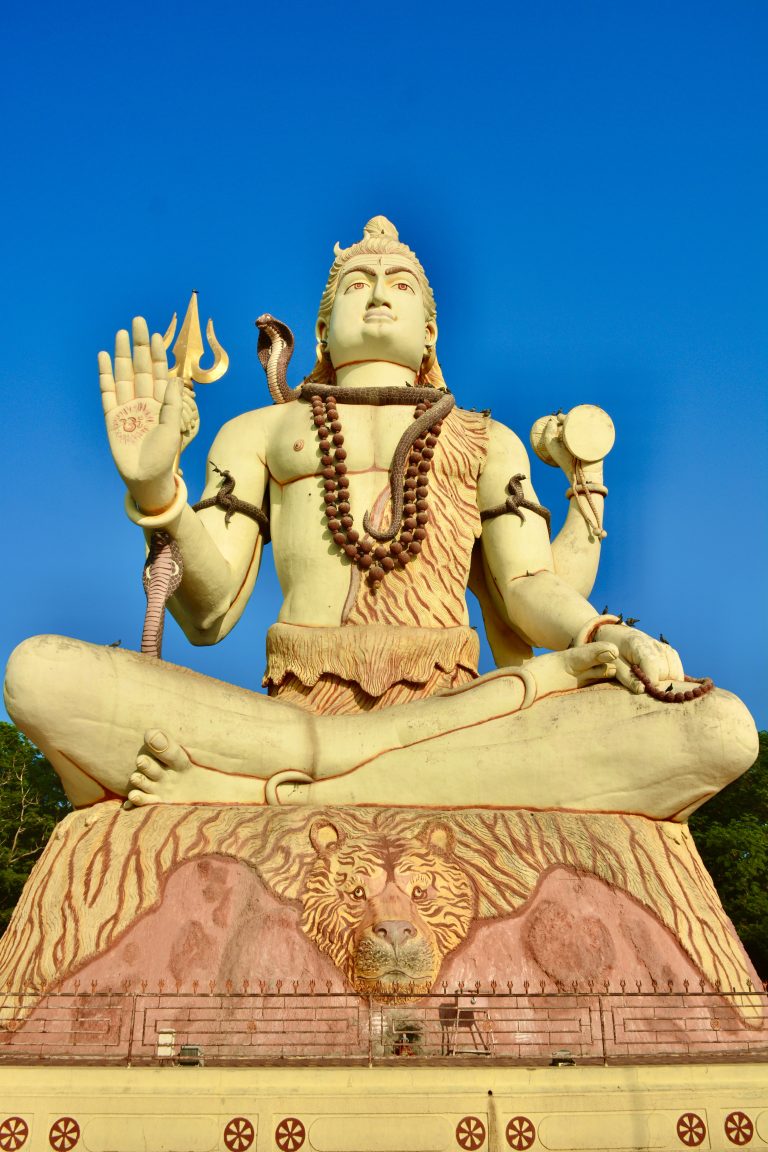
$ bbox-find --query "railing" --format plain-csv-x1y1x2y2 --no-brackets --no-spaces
1,983,766,1066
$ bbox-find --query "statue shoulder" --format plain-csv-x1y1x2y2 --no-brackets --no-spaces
484,417,531,472
209,402,299,462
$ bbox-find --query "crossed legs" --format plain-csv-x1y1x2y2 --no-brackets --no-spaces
4,633,757,819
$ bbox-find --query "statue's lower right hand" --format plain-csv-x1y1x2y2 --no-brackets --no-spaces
99,317,183,513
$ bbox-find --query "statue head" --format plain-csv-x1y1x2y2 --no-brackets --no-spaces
309,216,445,388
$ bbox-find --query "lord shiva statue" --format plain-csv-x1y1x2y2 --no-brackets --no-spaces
3,217,757,818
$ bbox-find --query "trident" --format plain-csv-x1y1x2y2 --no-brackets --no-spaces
163,290,229,387
161,291,228,461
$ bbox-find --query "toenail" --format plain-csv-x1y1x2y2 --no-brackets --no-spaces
149,732,168,751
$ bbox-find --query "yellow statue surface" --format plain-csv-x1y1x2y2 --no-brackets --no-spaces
3,217,757,819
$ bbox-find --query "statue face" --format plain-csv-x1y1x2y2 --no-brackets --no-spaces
321,255,435,372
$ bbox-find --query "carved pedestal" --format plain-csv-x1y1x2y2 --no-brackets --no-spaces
0,803,764,1063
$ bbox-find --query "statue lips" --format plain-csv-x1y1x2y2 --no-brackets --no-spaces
363,307,395,323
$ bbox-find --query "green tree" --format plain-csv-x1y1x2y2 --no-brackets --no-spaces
689,731,768,982
0,721,72,933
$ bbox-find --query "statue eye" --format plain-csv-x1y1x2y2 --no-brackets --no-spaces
351,885,366,900
345,281,368,292
395,281,414,293
412,885,426,900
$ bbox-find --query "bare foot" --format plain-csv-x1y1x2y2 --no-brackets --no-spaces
125,729,267,807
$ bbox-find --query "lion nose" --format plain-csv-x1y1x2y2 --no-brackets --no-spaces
374,921,416,947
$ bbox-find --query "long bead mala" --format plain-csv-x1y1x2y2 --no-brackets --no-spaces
310,392,444,591
630,664,714,703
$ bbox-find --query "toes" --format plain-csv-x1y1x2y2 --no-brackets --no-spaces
143,728,190,771
129,770,159,793
135,754,163,781
144,728,170,754
127,788,159,807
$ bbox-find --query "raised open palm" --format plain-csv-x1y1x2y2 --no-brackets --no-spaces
99,317,183,511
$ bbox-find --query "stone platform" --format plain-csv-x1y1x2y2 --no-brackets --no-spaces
1,1064,768,1152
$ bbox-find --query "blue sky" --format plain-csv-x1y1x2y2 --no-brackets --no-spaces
1,0,766,727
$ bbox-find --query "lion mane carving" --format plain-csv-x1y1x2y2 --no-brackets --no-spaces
300,818,476,994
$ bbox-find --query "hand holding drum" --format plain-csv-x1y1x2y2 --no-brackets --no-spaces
530,404,615,473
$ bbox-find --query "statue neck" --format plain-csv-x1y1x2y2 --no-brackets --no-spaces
333,360,418,390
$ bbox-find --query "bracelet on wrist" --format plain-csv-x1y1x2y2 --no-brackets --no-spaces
571,613,622,648
125,474,188,529
566,481,608,499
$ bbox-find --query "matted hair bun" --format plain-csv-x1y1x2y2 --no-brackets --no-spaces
363,216,399,241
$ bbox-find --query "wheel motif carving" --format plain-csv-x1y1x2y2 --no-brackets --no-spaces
456,1116,486,1150
725,1113,753,1146
275,1118,305,1152
224,1118,255,1152
0,1118,29,1152
506,1116,536,1150
676,1114,706,1147
48,1118,80,1152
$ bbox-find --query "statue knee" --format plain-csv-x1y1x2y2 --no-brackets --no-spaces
705,688,759,784
4,634,81,736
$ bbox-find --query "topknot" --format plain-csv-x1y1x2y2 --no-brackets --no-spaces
363,216,399,241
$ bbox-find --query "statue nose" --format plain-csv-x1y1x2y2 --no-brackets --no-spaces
374,920,416,947
369,273,391,306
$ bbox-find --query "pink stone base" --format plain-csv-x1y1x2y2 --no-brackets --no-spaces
1,804,764,1061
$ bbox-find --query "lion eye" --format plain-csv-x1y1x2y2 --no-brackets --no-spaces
351,885,366,900
412,885,426,900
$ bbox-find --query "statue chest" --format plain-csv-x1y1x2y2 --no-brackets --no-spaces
267,404,444,483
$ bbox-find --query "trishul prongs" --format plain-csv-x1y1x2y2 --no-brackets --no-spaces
163,291,229,387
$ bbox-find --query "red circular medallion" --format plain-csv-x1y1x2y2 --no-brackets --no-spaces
0,1118,29,1152
48,1118,80,1152
676,1114,706,1147
725,1113,753,1146
456,1116,486,1151
506,1116,536,1150
224,1118,255,1152
275,1118,305,1152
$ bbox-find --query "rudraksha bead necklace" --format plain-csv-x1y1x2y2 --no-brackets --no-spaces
310,392,444,591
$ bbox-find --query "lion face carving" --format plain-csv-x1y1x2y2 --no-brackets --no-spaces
300,819,476,995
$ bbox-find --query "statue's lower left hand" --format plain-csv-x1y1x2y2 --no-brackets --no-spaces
596,625,684,694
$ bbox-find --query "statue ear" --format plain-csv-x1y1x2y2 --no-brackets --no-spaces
310,820,343,855
421,820,455,857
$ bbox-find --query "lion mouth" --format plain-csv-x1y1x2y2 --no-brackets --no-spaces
356,970,433,983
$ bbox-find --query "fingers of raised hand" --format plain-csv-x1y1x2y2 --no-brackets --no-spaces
132,317,154,398
159,377,183,426
150,332,169,402
98,350,116,414
114,328,133,405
